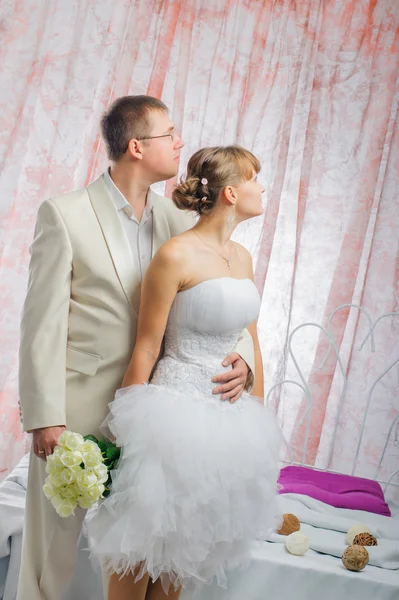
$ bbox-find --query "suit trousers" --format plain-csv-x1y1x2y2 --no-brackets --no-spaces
16,451,107,600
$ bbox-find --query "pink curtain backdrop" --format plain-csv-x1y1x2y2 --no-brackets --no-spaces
0,0,398,488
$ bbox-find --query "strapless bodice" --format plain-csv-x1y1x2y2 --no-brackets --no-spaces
151,278,260,397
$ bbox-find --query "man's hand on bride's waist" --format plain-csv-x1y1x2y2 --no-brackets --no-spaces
211,352,248,403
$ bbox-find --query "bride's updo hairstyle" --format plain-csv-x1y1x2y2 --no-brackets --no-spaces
172,145,261,215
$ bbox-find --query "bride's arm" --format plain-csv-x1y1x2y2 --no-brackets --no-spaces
247,320,264,399
122,241,184,388
242,247,264,400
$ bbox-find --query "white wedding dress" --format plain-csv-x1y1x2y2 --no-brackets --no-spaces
87,278,281,590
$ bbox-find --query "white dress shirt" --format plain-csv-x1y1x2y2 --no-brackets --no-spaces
103,169,153,280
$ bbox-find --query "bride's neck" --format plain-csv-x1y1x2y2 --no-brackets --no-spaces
193,212,236,248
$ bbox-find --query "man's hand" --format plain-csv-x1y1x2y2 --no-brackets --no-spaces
211,352,249,403
32,426,66,461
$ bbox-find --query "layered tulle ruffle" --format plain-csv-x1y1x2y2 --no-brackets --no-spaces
87,384,281,590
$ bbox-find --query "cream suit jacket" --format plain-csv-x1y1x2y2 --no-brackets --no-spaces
18,175,255,436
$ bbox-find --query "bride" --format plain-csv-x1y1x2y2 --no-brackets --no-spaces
87,145,281,600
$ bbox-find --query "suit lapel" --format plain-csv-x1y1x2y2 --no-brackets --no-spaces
87,176,139,317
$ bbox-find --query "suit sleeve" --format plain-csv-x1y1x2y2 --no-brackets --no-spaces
19,200,72,432
234,328,255,391
172,208,196,235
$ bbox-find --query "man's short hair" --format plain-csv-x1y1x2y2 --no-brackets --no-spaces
101,95,168,161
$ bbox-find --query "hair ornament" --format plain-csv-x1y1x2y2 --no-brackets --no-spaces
201,178,208,185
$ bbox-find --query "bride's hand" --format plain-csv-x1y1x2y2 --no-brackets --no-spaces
211,353,249,403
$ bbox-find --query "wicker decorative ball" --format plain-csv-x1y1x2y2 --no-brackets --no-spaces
277,513,301,536
346,523,371,545
342,545,369,571
286,532,310,556
353,532,378,547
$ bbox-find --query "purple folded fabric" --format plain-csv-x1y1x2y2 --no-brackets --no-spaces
278,465,391,516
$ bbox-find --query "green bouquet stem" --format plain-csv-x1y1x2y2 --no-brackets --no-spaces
84,435,120,497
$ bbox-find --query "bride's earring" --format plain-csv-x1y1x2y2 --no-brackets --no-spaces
226,205,236,227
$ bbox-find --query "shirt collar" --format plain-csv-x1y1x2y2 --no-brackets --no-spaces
103,169,154,219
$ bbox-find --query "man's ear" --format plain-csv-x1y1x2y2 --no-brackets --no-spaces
127,139,143,160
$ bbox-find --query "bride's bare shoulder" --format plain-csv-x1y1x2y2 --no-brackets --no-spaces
230,241,252,261
230,241,254,275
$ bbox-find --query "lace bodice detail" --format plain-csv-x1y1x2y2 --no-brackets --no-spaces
151,278,260,397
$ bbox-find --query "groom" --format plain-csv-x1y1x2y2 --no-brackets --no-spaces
16,95,255,600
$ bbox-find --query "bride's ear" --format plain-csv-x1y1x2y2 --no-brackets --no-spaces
222,185,238,206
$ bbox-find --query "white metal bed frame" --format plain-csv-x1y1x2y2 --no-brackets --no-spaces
265,304,399,494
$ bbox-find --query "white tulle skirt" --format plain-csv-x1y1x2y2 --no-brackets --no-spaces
86,384,281,590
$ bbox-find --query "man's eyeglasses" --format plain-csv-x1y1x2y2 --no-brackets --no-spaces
138,130,176,142
123,130,176,153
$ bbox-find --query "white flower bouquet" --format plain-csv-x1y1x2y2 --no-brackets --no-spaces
43,430,120,518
